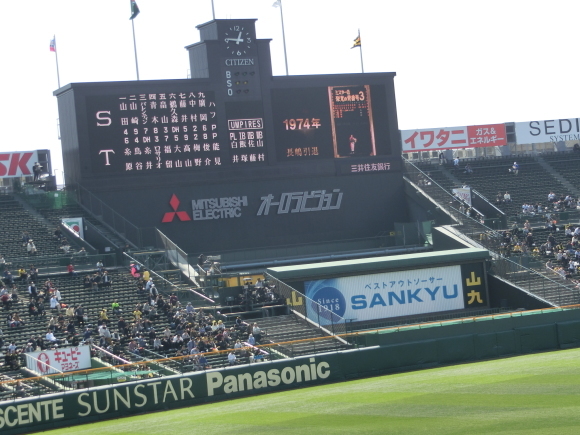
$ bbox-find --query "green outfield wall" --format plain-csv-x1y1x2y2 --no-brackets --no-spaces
2,309,580,434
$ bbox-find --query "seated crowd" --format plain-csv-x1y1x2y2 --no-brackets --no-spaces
2,257,277,373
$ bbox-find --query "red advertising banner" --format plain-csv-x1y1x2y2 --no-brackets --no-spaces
401,124,507,152
0,151,39,178
466,124,507,147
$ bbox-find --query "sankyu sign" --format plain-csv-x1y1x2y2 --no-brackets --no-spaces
304,265,466,324
0,356,333,432
515,118,580,144
25,346,91,374
162,189,343,223
401,124,507,152
0,151,39,178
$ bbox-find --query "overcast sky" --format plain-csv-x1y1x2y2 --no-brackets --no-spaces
2,0,579,183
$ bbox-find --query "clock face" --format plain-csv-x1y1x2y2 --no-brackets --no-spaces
224,25,253,56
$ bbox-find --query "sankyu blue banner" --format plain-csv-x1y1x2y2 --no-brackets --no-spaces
304,265,465,324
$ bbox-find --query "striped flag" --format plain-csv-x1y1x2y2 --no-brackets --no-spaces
50,37,56,53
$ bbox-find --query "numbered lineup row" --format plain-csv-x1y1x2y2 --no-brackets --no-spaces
121,153,267,171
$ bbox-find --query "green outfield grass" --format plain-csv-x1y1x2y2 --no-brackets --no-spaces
37,348,580,435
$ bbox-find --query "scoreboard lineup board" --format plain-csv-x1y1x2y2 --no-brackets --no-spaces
85,84,394,176
55,18,405,254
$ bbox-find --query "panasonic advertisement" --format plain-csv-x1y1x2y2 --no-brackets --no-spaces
304,265,466,324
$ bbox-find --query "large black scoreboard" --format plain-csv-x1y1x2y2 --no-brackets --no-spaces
55,19,405,254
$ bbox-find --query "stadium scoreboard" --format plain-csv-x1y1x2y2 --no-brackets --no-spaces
57,19,400,186
55,18,405,254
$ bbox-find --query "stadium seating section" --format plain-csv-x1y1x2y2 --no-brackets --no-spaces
3,149,580,400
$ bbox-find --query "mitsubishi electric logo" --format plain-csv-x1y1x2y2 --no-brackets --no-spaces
161,189,343,223
192,196,248,220
162,194,192,223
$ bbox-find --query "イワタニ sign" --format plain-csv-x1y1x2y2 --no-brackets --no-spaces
401,124,507,152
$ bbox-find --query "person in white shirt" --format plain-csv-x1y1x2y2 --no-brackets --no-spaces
228,352,237,366
46,331,59,343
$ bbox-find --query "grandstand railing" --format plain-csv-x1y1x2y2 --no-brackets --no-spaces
186,233,401,267
4,304,580,401
3,252,117,275
264,272,348,339
155,228,200,286
123,252,215,305
75,183,155,248
404,157,579,306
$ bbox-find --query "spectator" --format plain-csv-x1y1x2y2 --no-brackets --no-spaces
77,247,88,257
99,308,109,325
111,299,122,315
68,264,77,276
60,240,71,254
252,323,262,343
28,282,38,299
102,271,112,289
99,325,112,345
45,330,60,344
27,240,37,256
50,295,61,312
28,265,38,282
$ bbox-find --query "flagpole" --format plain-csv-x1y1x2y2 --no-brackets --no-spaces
132,19,140,80
210,0,215,19
273,1,289,75
358,29,364,73
53,35,61,88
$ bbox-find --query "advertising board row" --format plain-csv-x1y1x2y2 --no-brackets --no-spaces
401,117,580,151
3,308,570,435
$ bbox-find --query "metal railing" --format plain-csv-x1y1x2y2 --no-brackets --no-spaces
76,183,154,248
155,228,200,285
3,303,580,402
123,252,215,304
404,157,579,306
3,252,117,275
264,272,347,338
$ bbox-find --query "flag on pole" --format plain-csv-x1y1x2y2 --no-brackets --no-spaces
130,0,140,20
351,34,361,49
50,37,56,53
272,0,282,7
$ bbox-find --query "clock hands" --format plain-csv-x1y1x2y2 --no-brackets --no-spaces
225,32,244,45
